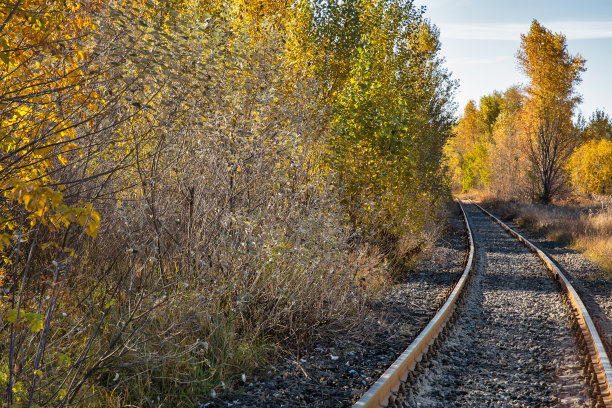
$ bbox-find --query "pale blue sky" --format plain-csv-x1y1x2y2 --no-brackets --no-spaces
417,0,612,119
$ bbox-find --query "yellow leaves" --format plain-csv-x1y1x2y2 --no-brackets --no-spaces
57,155,69,166
518,20,585,119
75,49,87,62
82,205,101,238
7,180,63,215
0,0,97,248
568,139,612,195
0,0,99,243
33,144,53,157
6,309,44,332
0,234,11,252
14,106,31,119
3,179,100,238
41,241,59,251
0,37,10,67
2,0,96,139
51,203,101,238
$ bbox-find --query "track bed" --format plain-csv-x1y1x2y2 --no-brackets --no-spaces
403,203,593,407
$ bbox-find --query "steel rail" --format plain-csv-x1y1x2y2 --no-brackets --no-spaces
353,201,475,408
472,201,612,407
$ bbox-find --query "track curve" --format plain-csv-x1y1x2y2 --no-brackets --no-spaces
356,201,611,407
472,201,612,407
353,201,475,408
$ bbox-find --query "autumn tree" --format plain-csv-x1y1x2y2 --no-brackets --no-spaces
486,86,529,198
314,0,456,259
567,139,612,195
455,100,483,153
444,85,531,197
568,109,612,195
0,1,114,404
518,19,586,202
447,97,491,192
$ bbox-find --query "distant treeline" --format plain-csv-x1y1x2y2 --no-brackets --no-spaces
446,20,612,202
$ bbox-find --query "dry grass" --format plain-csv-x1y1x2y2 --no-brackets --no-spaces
482,194,612,275
0,8,451,406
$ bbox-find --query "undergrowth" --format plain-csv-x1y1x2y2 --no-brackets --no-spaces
0,1,454,406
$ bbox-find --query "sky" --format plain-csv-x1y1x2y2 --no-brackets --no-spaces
416,0,612,119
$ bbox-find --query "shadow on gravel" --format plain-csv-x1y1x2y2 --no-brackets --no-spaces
402,271,466,286
484,271,560,294
480,240,537,256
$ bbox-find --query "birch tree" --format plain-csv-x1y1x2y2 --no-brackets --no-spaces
518,20,585,202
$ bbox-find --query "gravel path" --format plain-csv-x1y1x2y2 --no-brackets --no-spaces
206,205,468,407
401,203,593,407
485,205,612,359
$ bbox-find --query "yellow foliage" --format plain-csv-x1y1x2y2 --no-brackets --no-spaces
568,139,612,195
1,0,103,247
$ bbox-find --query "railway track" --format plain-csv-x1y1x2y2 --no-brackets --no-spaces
355,200,612,408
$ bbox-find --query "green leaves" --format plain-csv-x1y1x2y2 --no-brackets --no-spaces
7,309,23,323
57,352,71,366
319,0,454,239
26,313,44,332
6,309,44,332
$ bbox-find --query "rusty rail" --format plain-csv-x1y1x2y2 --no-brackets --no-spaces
355,200,612,407
473,201,612,407
353,201,475,408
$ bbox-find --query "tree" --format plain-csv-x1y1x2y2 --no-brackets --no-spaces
462,142,490,192
518,20,586,202
454,100,482,154
321,0,456,250
448,97,491,192
567,139,612,195
582,109,612,141
487,86,528,199
479,91,502,136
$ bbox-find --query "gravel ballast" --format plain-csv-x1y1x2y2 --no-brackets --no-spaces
207,202,603,407
486,204,612,359
403,203,593,407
